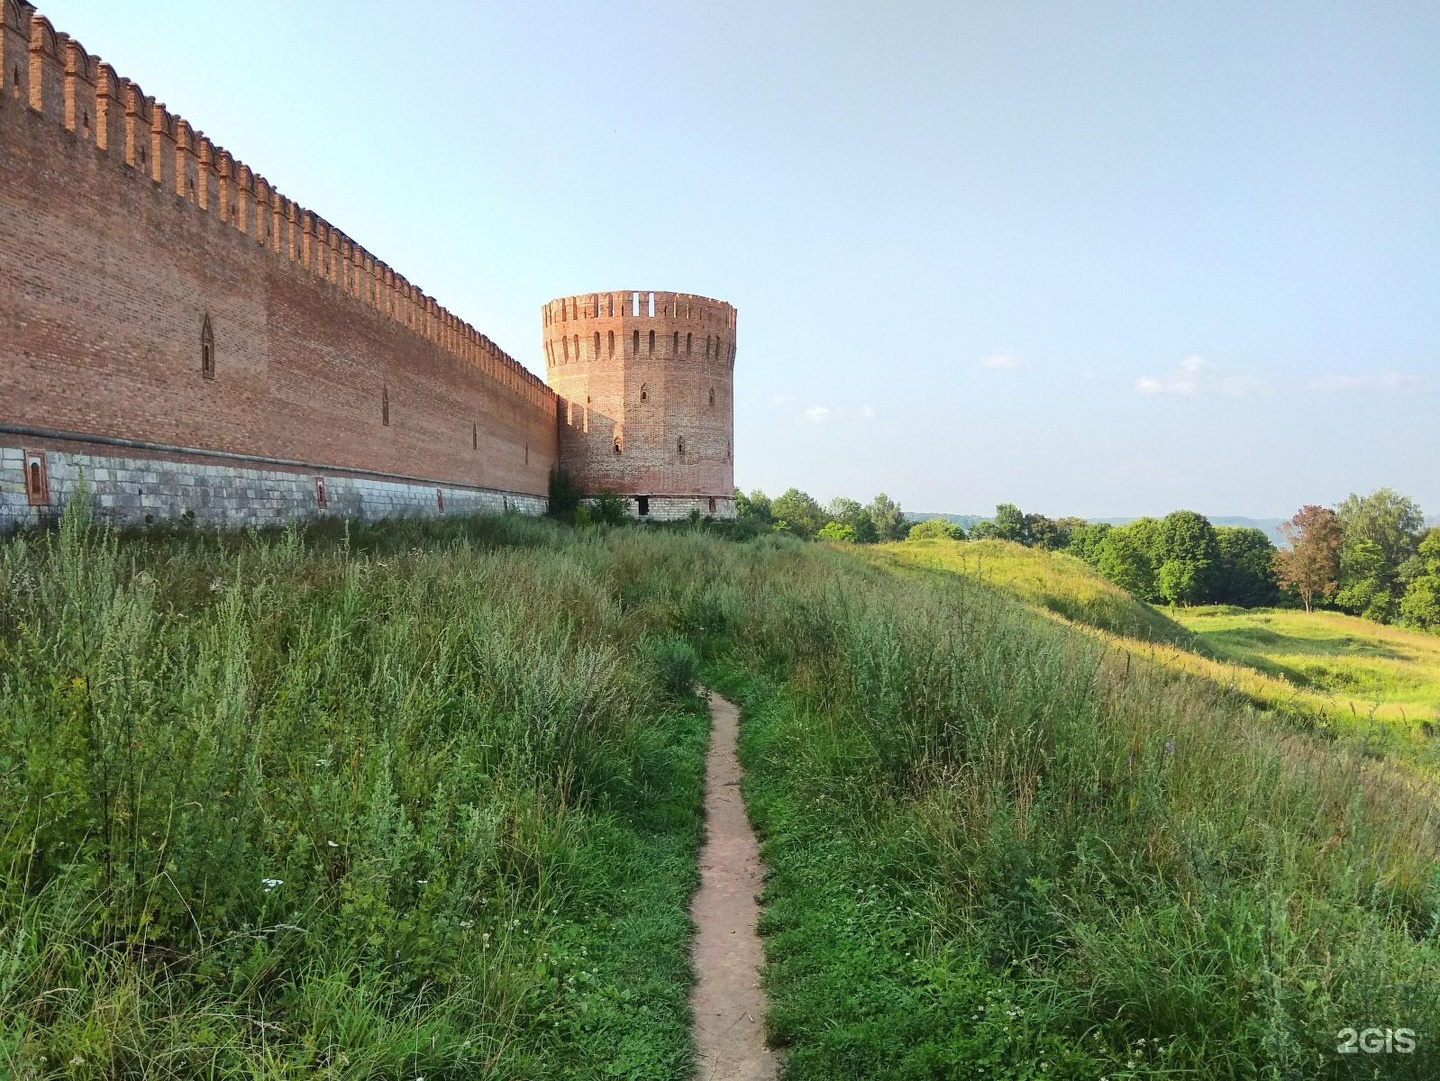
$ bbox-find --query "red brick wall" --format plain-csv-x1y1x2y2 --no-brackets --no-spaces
544,290,735,501
0,1,557,497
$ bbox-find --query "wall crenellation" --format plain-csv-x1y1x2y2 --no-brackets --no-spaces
2,0,552,412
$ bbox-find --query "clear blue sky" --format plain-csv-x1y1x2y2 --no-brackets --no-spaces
41,0,1439,518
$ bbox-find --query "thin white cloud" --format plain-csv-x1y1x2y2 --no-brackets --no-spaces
983,351,1024,369
800,404,874,424
1308,372,1429,393
1135,355,1264,398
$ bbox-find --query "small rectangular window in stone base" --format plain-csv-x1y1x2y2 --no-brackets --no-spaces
637,496,650,516
24,450,50,506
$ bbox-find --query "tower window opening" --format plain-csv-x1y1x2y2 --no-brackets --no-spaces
613,436,622,455
632,330,639,355
709,387,715,407
677,436,686,455
608,330,614,356
608,294,614,317
574,334,580,361
686,332,692,355
473,422,478,449
673,331,679,354
200,315,215,379
640,382,648,402
562,337,570,362
709,497,717,514
594,331,601,357
382,383,390,426
648,329,655,354
316,477,328,507
594,294,601,317
638,496,650,516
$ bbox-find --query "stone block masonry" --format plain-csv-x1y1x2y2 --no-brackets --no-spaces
0,1,558,532
0,440,544,532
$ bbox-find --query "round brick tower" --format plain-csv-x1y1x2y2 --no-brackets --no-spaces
543,290,736,520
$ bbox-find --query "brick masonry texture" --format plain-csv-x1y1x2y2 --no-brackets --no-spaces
544,290,737,520
0,0,558,532
0,3,737,532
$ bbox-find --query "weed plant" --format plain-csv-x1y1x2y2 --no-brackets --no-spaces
0,506,706,1079
701,542,1440,1079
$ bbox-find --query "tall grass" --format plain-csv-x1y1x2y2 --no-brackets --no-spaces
703,541,1440,1078
0,506,707,1079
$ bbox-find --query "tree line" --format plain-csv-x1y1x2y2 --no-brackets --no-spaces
736,485,1440,633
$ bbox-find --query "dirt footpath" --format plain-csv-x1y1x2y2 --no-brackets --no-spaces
689,692,777,1081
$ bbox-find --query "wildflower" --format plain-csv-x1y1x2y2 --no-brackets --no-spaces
262,878,283,892
1165,740,1175,754
417,878,427,886
327,840,339,848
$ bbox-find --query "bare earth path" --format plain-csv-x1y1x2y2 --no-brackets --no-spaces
690,692,777,1081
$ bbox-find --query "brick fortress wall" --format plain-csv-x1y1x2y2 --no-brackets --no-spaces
0,1,558,530
543,290,736,521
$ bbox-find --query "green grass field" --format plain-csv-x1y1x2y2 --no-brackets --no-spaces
5,511,1440,1078
878,537,1440,774
1171,606,1440,723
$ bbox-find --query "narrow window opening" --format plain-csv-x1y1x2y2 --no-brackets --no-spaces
672,331,679,354
648,329,655,354
594,331,600,357
594,294,601,317
200,315,215,379
574,334,580,362
437,489,445,513
640,382,648,402
382,383,390,426
708,387,715,407
686,332,693,355
563,337,570,362
562,300,568,321
632,329,639,355
316,477,328,507
677,435,686,455
525,442,530,464
647,291,655,317
631,291,640,317
608,294,614,317
638,496,650,516
709,497,717,514
586,395,592,404
472,422,478,450
24,451,49,506
613,436,622,455
608,330,614,357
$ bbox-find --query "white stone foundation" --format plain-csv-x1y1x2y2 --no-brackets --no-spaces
0,443,547,533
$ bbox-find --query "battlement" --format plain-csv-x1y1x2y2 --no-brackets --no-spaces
1,0,552,412
541,291,738,373
543,290,737,329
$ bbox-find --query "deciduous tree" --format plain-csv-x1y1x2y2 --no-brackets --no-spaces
1274,505,1343,614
